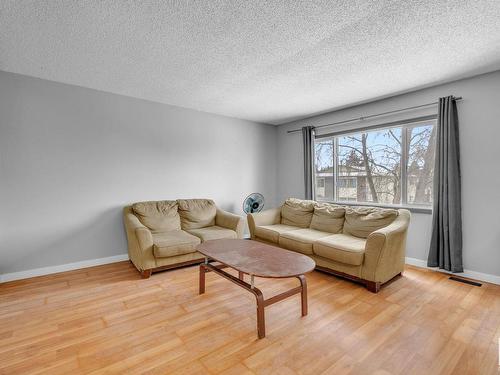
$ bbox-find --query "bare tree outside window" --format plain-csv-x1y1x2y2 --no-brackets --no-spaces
313,120,436,207
407,124,436,205
337,129,402,205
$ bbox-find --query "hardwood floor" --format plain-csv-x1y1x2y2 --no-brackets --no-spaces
0,261,499,375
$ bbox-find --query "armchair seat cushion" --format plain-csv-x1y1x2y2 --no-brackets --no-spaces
187,225,237,241
254,224,301,244
279,228,332,255
153,230,201,258
313,234,366,266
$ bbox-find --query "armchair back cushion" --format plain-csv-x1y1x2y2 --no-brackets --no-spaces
310,204,345,233
132,200,181,232
343,207,398,238
178,199,217,229
281,198,315,228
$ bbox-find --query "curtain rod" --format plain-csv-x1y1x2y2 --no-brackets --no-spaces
287,96,462,134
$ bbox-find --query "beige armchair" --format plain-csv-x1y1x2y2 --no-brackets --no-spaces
124,199,244,278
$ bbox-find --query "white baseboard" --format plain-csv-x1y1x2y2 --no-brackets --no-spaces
405,257,500,285
0,254,129,283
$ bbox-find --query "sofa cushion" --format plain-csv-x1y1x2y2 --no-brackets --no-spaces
132,200,181,232
281,198,315,228
313,234,366,266
343,207,398,238
187,225,237,241
254,224,301,244
279,228,332,255
310,204,345,233
153,230,201,258
177,199,217,230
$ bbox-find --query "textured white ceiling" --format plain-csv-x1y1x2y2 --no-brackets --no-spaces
1,1,500,124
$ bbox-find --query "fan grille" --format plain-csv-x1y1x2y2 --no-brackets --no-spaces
243,193,265,214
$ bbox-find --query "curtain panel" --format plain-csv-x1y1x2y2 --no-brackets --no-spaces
302,126,315,200
427,96,463,272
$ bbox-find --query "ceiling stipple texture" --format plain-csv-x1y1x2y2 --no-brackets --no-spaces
1,1,500,124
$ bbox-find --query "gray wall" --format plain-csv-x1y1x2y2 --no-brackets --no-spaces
276,70,500,277
0,71,278,274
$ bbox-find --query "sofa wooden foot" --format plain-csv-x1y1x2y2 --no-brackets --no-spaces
141,269,152,279
366,281,381,293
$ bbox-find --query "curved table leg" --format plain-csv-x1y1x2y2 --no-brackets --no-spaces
297,275,307,316
252,288,266,339
199,264,206,294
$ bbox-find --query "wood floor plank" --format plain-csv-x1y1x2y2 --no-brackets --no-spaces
0,261,498,374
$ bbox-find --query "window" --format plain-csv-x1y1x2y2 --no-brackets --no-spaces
337,178,356,188
313,119,436,207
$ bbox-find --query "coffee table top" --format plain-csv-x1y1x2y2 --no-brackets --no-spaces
196,239,316,278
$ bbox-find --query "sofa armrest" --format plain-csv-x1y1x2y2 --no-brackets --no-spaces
124,210,153,247
124,209,145,230
361,209,411,283
216,209,244,238
123,207,155,271
247,207,281,239
134,226,154,251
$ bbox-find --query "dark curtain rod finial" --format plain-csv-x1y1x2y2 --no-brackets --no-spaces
287,96,463,134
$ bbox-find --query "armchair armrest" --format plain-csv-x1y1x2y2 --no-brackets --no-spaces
124,210,153,248
123,206,154,271
361,209,411,283
247,207,281,239
216,209,244,238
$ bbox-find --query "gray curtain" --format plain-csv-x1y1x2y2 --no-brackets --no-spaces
427,96,463,272
302,126,315,200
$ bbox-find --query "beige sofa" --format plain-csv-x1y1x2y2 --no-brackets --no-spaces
247,198,410,292
124,199,244,278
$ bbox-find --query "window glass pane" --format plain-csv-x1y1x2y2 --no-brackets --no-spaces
337,128,402,204
314,138,334,201
313,121,435,207
407,124,436,205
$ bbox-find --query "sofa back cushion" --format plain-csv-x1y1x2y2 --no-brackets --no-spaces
310,204,345,233
132,200,181,232
343,206,398,238
177,199,217,230
281,198,315,228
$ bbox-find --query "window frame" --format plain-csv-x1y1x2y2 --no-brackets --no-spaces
313,115,437,214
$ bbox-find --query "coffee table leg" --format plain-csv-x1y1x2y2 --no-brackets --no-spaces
297,275,307,316
199,264,206,294
254,289,265,339
238,271,244,280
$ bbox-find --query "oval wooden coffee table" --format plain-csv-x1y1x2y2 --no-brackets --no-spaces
196,239,316,339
